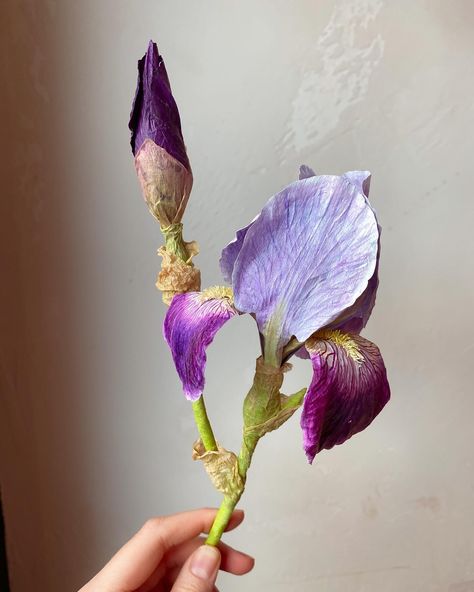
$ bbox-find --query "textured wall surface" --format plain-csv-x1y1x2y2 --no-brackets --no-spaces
1,2,474,591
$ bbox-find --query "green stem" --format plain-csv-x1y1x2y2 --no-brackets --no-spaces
161,222,190,263
206,496,239,545
160,222,217,454
206,434,260,546
192,397,218,452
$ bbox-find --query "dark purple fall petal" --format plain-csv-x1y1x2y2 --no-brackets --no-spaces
163,291,237,401
231,175,379,362
129,40,190,171
301,332,390,463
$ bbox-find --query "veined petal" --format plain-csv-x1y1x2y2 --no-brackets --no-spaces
330,254,379,334
332,171,380,334
301,330,390,463
219,217,258,284
220,164,316,284
232,175,379,362
163,288,237,401
344,170,371,199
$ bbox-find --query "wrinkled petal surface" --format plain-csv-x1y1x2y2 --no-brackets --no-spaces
344,170,371,199
220,165,316,285
163,290,237,400
330,255,379,334
332,171,379,333
301,331,390,463
129,40,190,171
231,175,379,360
220,217,258,284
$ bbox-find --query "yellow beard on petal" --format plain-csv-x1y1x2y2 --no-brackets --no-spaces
308,329,364,365
200,285,234,304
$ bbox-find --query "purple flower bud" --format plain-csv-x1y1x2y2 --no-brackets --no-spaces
129,41,192,226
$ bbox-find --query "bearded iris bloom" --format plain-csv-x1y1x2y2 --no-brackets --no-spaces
164,166,390,463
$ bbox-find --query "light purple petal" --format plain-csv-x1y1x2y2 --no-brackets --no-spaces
163,291,237,401
219,217,258,284
220,164,316,285
331,171,380,333
330,253,379,334
301,332,390,463
344,170,371,198
232,175,379,362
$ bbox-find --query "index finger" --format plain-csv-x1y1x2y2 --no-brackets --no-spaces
82,508,244,592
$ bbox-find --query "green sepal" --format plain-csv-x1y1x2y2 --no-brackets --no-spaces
244,387,306,439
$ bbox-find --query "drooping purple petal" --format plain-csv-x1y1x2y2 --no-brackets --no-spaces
129,40,190,171
301,331,390,463
163,290,237,401
231,175,379,362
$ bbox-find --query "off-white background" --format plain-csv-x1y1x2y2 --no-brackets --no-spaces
1,1,473,591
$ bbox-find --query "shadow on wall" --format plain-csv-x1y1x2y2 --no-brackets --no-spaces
0,4,102,591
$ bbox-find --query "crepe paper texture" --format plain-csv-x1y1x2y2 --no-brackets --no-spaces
130,40,390,549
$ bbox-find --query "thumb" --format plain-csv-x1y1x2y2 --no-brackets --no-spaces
171,544,221,592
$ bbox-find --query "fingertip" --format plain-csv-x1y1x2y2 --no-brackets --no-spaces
217,542,255,575
225,509,245,532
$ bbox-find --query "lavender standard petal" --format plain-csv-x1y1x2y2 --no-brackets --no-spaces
301,332,390,463
330,254,379,334
331,171,380,333
344,170,371,198
232,175,379,361
221,165,317,284
163,291,237,401
129,40,190,171
219,218,258,284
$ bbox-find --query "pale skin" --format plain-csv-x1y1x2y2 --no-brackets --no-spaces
79,508,254,592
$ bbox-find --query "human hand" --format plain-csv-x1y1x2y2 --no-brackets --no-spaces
79,508,254,592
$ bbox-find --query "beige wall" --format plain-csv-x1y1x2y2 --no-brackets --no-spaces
1,1,474,591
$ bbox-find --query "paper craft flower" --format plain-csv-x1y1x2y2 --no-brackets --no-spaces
129,40,192,227
164,166,390,463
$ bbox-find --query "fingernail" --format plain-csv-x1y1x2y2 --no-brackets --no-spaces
190,545,220,580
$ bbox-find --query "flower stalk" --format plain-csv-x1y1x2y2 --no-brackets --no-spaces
158,224,217,452
162,222,191,264
205,357,305,546
192,398,218,452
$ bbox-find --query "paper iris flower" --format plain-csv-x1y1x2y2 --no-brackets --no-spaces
164,166,390,463
129,40,192,227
